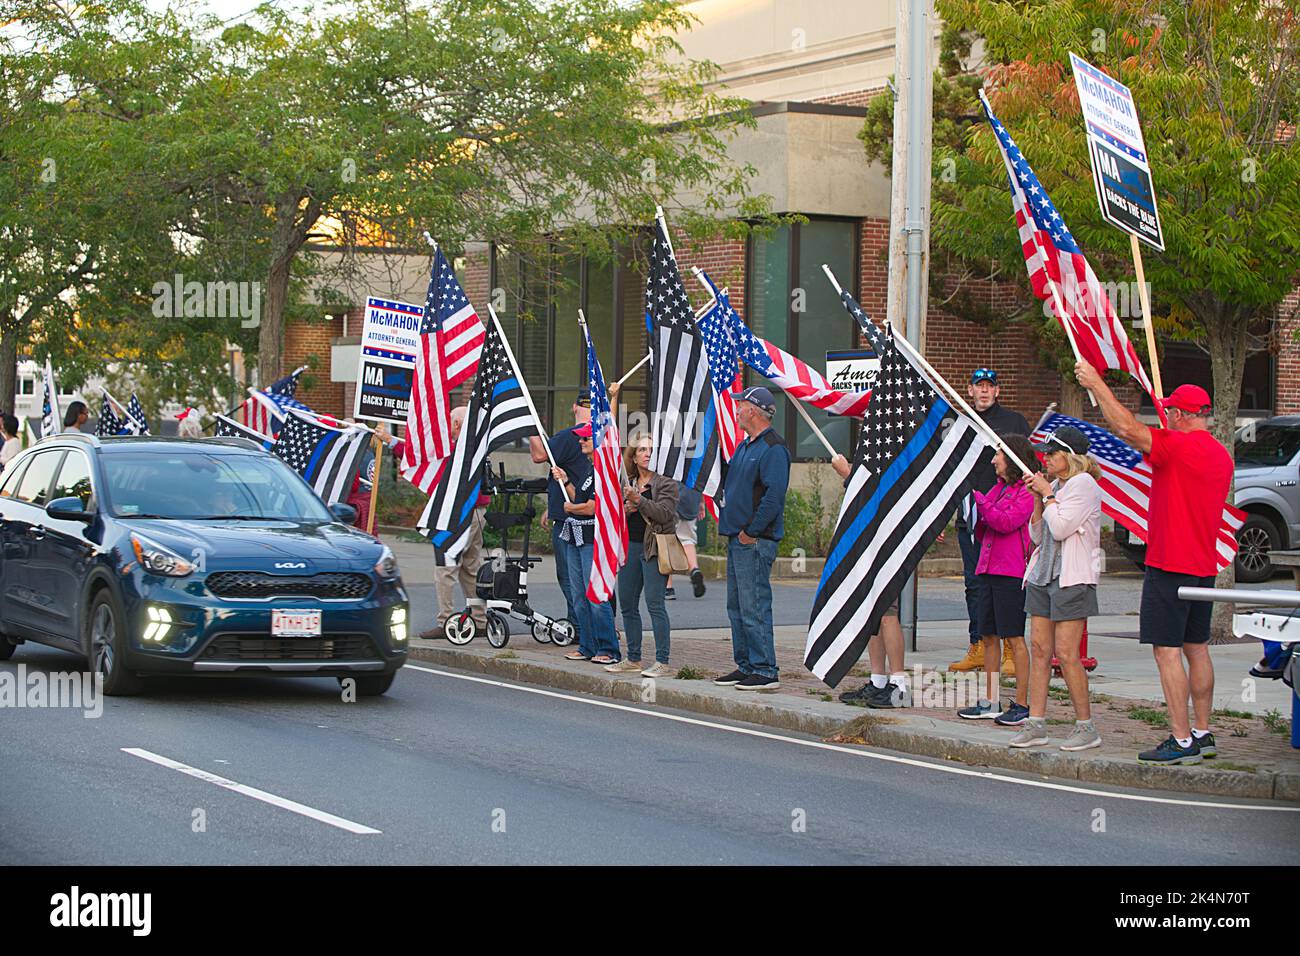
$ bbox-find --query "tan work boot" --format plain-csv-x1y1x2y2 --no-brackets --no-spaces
949,642,984,672
1001,643,1016,678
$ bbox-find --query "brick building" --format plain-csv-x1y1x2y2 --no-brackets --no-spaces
284,0,1295,488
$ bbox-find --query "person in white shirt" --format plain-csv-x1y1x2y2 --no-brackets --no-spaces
0,414,21,469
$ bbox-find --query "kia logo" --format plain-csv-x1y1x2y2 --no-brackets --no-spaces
274,561,307,570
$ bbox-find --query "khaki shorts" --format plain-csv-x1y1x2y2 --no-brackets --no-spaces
675,516,697,546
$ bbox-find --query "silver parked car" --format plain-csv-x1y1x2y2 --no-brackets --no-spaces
1113,416,1300,582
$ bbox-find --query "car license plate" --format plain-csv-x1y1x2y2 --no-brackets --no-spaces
271,609,322,637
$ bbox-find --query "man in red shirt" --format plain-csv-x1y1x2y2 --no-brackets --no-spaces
1075,362,1233,766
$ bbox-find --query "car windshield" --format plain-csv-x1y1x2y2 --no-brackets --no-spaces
101,450,334,521
1234,425,1300,467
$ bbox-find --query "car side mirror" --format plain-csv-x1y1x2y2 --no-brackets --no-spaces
328,502,357,524
46,496,93,522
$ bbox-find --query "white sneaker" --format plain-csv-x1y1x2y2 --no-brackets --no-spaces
1009,718,1050,748
1059,722,1102,752
640,662,670,678
604,659,642,674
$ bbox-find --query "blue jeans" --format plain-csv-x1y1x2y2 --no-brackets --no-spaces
726,536,778,679
563,536,619,659
957,522,981,644
551,522,581,644
617,540,671,665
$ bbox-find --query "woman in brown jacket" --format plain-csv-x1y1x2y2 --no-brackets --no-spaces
606,433,678,677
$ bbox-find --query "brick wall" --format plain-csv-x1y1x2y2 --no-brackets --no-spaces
667,229,747,318
812,88,886,108
283,311,348,416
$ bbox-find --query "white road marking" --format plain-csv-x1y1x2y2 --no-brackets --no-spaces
122,748,382,834
403,664,1300,813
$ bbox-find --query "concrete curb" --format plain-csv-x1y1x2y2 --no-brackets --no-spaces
407,644,1299,803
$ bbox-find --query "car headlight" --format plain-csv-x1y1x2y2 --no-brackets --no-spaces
374,545,399,579
390,605,408,642
130,534,195,577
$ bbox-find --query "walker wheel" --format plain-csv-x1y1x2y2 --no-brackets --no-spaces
549,618,576,647
485,611,510,649
446,612,476,646
531,620,553,644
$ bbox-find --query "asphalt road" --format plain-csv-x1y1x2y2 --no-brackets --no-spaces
2,644,1297,865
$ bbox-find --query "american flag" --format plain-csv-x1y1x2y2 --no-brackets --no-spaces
692,279,742,462
980,92,1158,411
124,393,150,435
40,358,60,438
583,323,627,602
1030,411,1245,571
645,217,721,497
726,287,873,418
272,409,370,505
233,370,302,438
839,291,888,354
403,246,485,493
806,327,991,687
95,395,127,437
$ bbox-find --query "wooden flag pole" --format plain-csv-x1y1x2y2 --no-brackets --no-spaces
366,431,383,535
890,332,1036,478
1129,232,1164,404
488,303,570,502
614,352,652,386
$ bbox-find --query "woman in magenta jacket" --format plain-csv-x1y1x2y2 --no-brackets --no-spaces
959,434,1039,723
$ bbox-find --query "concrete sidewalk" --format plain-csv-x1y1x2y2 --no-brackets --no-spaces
390,535,1299,801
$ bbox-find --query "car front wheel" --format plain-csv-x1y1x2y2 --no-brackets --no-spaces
88,590,143,696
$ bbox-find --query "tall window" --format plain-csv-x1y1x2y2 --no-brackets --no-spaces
747,219,859,460
490,240,648,435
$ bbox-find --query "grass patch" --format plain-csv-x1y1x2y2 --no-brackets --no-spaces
1230,726,1249,738
819,693,833,702
1046,718,1072,726
1212,707,1253,719
1261,709,1289,735
1211,761,1258,774
675,665,707,681
1125,705,1170,729
492,650,518,660
1046,685,1072,702
1089,693,1112,704
826,712,897,743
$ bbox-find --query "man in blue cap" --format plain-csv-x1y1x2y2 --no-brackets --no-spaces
713,386,790,691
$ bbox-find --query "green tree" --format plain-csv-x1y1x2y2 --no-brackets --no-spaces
867,0,1300,441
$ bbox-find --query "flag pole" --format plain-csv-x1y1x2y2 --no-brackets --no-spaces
1129,232,1164,403
780,385,838,457
614,352,652,387
890,331,1036,478
366,432,383,535
655,206,674,258
488,303,570,502
1031,401,1059,434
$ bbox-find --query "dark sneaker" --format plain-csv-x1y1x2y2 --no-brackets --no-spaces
867,683,908,709
958,698,1002,719
1193,732,1217,758
1137,735,1202,766
713,669,746,686
664,587,677,601
838,682,881,706
735,674,780,691
690,568,706,598
994,701,1030,726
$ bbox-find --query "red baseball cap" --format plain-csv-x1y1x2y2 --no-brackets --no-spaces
572,422,593,439
1157,384,1211,414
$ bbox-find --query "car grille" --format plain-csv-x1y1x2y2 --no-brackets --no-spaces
200,634,381,661
205,571,373,601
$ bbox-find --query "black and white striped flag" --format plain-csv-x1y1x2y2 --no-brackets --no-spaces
213,414,273,449
645,217,721,497
272,409,370,506
418,318,535,564
805,328,993,687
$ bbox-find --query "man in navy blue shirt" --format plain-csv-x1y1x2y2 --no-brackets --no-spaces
714,386,790,691
530,390,592,639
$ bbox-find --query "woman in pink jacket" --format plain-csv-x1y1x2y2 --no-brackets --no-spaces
1011,425,1104,752
959,434,1038,722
